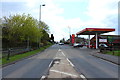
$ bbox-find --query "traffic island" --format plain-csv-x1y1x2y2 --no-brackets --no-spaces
41,49,83,80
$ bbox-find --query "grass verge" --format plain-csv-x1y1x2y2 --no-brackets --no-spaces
1,44,53,65
105,50,120,56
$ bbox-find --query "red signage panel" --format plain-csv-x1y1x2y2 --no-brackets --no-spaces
72,34,75,44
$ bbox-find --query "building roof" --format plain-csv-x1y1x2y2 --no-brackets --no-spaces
76,28,115,35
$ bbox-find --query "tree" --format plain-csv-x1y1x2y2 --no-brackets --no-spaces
39,21,50,46
50,34,54,42
2,14,42,48
60,38,65,43
2,13,50,49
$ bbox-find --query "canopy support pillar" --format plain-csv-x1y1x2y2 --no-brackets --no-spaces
88,35,90,48
96,33,98,49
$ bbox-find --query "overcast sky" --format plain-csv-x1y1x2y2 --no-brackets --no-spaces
1,0,119,41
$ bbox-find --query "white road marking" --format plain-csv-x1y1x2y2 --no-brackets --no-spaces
49,60,53,67
61,62,69,65
54,57,60,59
62,52,66,56
67,58,74,67
40,75,46,80
80,75,85,78
80,74,87,80
58,49,61,51
50,69,78,77
54,61,60,64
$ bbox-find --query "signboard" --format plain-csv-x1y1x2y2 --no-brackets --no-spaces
108,36,113,42
99,39,107,42
72,34,75,44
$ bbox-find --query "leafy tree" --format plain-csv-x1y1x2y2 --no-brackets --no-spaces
2,14,50,48
39,21,50,46
50,34,54,42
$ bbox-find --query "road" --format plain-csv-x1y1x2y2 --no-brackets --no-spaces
2,45,58,78
61,45,118,79
2,44,118,79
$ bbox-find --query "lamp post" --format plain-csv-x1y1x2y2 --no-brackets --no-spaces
38,4,45,48
39,4,45,27
68,26,71,45
68,26,71,36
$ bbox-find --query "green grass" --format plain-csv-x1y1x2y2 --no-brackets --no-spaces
1,44,52,65
105,50,120,56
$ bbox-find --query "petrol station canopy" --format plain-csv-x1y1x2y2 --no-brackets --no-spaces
76,28,115,35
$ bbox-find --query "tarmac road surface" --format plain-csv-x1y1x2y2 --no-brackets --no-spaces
2,45,58,78
61,45,118,79
2,44,119,79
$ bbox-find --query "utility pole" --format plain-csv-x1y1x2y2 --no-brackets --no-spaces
68,26,71,45
39,4,45,48
68,26,71,36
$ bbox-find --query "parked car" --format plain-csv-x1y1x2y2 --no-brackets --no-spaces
99,43,112,52
99,43,108,48
73,43,84,48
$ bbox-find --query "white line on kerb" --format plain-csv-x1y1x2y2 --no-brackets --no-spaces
50,69,78,77
67,58,74,67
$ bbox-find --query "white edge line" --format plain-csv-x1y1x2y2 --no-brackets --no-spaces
49,60,53,67
62,52,66,56
41,75,46,80
67,58,74,67
80,75,85,78
80,74,87,80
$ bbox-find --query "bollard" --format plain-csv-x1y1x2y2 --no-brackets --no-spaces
7,48,11,60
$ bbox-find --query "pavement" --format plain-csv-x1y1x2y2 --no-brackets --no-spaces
90,49,119,65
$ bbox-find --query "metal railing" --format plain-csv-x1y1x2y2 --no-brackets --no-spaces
2,47,38,58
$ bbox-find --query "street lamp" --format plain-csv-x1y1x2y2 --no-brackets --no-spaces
39,4,45,48
39,4,45,27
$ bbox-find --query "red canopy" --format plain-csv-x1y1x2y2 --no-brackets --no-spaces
76,28,115,35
